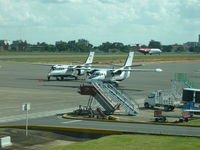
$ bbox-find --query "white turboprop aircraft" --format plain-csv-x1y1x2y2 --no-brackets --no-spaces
47,51,95,81
86,51,162,86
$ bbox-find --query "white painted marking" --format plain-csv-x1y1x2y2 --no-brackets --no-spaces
0,107,77,123
62,120,82,124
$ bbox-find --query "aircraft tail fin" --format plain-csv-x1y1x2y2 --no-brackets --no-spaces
84,51,95,65
123,51,134,67
136,44,140,49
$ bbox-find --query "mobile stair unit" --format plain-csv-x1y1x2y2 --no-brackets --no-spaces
79,81,139,115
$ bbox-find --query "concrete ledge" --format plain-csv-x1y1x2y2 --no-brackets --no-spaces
62,114,200,128
0,125,122,135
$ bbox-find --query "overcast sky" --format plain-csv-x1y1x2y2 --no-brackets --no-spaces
0,0,199,46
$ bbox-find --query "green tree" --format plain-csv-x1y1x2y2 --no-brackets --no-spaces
55,41,67,51
11,40,27,51
66,40,76,52
175,46,185,52
98,42,112,52
148,40,161,49
141,45,147,48
162,45,172,52
76,39,93,52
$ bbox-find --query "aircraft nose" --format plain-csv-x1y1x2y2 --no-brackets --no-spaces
48,72,51,76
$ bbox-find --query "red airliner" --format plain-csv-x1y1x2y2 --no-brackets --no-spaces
136,44,162,55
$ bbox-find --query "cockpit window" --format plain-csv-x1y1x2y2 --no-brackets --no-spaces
148,93,155,98
88,72,104,79
54,68,65,70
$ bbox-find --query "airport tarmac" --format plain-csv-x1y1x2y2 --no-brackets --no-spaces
0,61,199,122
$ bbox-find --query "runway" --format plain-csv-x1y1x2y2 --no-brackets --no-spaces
0,61,199,122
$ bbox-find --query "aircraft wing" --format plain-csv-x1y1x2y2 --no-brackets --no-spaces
131,64,144,67
32,63,74,69
118,68,163,72
112,64,144,67
32,63,57,66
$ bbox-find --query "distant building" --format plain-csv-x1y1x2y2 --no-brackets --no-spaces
184,34,200,47
199,34,200,44
183,42,199,47
171,44,186,52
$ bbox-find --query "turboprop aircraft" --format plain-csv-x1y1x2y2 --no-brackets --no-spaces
47,51,95,81
136,44,162,55
86,51,162,86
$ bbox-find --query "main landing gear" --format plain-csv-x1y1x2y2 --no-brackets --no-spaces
56,77,64,81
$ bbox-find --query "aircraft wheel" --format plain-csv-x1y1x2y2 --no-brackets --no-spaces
150,105,154,109
56,77,59,81
169,106,175,111
164,105,170,111
75,77,78,80
144,102,149,108
61,77,64,80
112,82,118,87
48,77,50,81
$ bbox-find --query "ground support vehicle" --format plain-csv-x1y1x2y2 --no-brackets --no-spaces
182,88,200,115
154,110,191,122
144,90,181,111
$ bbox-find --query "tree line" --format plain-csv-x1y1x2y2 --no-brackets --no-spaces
0,39,200,53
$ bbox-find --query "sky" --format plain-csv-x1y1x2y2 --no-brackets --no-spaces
0,0,200,46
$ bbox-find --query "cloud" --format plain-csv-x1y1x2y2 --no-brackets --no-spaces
40,0,83,4
0,0,199,45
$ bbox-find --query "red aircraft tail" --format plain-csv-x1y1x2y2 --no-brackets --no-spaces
136,44,141,49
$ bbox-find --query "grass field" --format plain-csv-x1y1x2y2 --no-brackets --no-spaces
48,134,200,150
0,52,200,63
180,118,200,126
0,56,127,63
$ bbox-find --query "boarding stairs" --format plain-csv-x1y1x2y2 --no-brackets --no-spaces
91,81,139,115
79,83,116,114
79,80,139,115
158,73,200,106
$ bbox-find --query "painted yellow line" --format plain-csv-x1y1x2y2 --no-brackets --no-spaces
0,125,122,134
0,125,199,137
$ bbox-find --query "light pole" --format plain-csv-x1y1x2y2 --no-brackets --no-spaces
22,103,30,136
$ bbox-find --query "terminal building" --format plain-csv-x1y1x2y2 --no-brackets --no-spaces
183,34,200,47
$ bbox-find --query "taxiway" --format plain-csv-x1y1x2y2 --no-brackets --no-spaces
0,61,199,122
